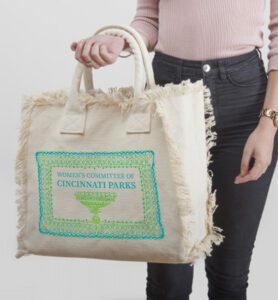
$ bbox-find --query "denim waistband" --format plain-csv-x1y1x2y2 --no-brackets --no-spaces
153,47,264,78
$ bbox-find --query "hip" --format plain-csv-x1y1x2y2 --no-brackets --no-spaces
152,47,269,133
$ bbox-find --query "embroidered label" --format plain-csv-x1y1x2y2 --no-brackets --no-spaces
35,150,164,239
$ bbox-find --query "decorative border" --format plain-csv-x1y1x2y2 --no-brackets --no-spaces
35,150,164,239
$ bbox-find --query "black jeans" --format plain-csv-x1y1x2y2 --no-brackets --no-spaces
146,48,278,300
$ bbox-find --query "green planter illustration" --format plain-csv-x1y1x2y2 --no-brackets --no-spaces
74,191,117,224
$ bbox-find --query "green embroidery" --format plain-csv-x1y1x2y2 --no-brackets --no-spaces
35,150,164,239
74,191,117,224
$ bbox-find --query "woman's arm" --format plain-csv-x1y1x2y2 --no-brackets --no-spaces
267,0,278,74
126,0,159,52
70,1,159,67
257,0,278,133
234,0,278,184
257,72,278,134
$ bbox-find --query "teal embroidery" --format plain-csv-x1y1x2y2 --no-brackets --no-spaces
35,150,164,239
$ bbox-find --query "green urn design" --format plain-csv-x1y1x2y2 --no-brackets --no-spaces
74,191,117,223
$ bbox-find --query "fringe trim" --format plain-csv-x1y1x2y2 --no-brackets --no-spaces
14,96,37,258
186,85,225,264
153,80,225,264
14,79,210,111
14,79,224,260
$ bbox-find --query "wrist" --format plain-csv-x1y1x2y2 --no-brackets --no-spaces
119,39,133,58
257,115,278,134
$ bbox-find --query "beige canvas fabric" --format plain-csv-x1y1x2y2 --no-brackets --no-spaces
15,24,224,264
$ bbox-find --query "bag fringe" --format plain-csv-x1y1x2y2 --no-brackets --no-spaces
153,80,225,264
185,84,225,264
14,96,37,258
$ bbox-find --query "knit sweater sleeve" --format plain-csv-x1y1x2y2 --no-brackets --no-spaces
129,0,159,51
267,0,278,73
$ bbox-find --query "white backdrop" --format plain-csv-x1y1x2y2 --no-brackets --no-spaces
0,1,277,299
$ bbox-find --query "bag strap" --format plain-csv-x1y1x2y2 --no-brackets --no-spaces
93,24,156,93
59,24,156,134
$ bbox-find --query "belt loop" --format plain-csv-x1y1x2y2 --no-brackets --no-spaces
256,46,262,60
218,60,227,80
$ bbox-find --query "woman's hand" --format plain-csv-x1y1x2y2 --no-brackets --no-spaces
234,117,277,184
70,35,128,68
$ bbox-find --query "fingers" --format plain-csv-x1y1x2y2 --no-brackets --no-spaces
236,161,263,183
74,38,97,67
234,126,276,184
72,37,116,68
81,40,100,68
235,144,255,183
99,44,117,64
89,42,107,67
74,39,86,64
240,148,252,177
70,42,77,51
235,155,270,184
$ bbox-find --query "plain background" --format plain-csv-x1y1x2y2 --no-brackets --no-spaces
0,1,277,299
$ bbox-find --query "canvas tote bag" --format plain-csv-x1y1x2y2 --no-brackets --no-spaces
14,24,224,264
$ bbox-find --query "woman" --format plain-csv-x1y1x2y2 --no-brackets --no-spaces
70,1,278,299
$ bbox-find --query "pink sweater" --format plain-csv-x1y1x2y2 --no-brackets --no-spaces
129,0,278,74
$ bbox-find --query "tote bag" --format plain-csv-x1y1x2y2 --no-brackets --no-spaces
14,24,224,264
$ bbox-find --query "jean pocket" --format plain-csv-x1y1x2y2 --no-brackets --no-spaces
152,59,180,86
226,59,268,87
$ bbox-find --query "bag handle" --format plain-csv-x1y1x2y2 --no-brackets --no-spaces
93,24,156,94
59,24,156,134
